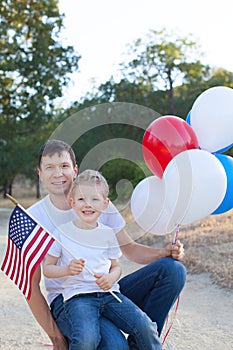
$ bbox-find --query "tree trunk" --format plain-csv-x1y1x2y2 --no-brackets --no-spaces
167,68,176,115
36,176,40,198
3,181,12,198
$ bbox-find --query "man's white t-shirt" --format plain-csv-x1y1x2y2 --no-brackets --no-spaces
49,222,122,301
27,195,125,304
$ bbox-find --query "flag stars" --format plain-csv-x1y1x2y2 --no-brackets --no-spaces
9,208,36,250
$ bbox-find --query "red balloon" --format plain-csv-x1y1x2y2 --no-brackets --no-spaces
142,115,199,178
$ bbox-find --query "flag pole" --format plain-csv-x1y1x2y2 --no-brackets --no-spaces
6,194,18,205
6,194,122,303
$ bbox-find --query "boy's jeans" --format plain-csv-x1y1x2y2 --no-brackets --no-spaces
63,292,161,350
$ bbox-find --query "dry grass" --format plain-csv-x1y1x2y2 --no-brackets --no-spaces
0,183,38,209
136,210,233,290
179,213,233,290
1,186,233,290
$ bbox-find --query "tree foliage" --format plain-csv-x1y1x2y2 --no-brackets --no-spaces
0,0,80,196
118,29,210,114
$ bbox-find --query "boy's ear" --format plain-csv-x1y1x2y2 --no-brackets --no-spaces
104,198,110,209
70,197,74,207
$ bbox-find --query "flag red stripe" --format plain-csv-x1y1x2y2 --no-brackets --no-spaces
18,226,43,290
22,229,50,296
1,205,55,300
26,238,54,300
1,237,11,272
23,235,54,299
6,242,14,277
9,245,19,281
6,241,16,276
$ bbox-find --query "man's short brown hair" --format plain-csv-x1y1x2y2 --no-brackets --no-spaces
38,140,76,168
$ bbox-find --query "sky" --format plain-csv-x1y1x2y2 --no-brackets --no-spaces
58,0,233,106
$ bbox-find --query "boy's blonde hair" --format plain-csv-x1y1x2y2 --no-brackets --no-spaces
71,169,109,198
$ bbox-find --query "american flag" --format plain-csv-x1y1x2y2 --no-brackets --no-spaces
1,205,54,300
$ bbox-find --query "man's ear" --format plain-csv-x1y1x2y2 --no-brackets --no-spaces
73,164,78,180
37,168,42,181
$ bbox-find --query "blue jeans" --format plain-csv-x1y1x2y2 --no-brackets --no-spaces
63,292,161,350
119,257,186,335
51,257,186,349
51,294,128,350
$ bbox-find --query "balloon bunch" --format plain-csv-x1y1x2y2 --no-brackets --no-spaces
131,86,233,235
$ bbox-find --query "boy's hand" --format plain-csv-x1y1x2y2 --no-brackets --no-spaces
94,274,114,291
68,259,85,275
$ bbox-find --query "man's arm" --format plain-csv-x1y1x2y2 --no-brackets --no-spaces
27,266,68,350
117,228,184,264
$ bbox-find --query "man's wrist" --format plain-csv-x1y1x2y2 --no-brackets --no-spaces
50,335,68,350
160,246,171,258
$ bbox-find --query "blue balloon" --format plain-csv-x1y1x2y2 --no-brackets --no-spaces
215,142,233,154
212,154,233,215
186,110,202,150
186,110,191,125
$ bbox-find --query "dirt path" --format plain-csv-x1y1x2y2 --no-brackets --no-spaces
168,273,233,350
121,255,233,350
1,209,233,349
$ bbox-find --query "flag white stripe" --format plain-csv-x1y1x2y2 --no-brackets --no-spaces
1,239,12,274
20,227,46,295
16,225,42,289
7,242,16,278
22,232,50,296
2,224,39,275
23,234,53,298
12,246,20,284
15,248,23,288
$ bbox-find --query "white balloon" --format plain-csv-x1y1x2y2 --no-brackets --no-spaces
131,149,227,235
163,149,227,227
190,86,233,152
130,176,176,235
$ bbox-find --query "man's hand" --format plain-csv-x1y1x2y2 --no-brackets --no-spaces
165,240,185,260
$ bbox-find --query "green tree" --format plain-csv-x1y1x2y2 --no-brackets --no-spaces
0,0,80,196
119,29,210,114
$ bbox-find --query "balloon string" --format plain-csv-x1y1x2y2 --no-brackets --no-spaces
162,295,180,345
38,343,53,347
173,227,179,244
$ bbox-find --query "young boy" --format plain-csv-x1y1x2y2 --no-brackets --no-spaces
43,169,162,350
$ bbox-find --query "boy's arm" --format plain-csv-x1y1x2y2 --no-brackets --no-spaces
95,259,121,291
27,266,68,350
43,254,85,278
109,258,122,282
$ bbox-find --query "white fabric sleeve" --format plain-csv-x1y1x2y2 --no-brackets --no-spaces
99,201,125,234
47,229,62,258
107,231,122,259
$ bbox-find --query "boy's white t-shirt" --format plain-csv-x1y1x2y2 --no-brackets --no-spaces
27,195,125,304
49,222,122,301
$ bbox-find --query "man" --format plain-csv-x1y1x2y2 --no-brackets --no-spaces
27,139,186,350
